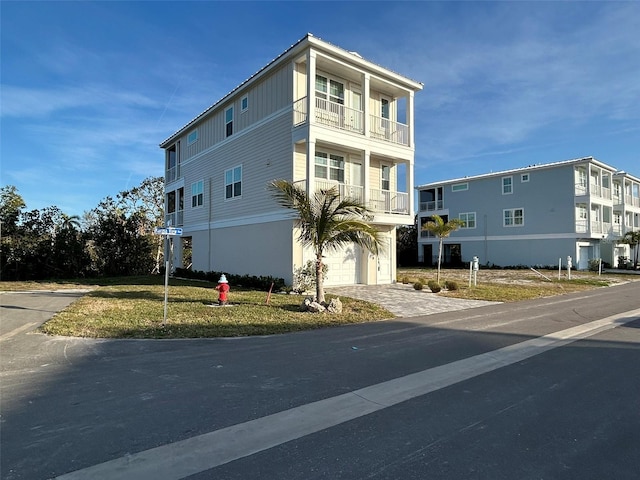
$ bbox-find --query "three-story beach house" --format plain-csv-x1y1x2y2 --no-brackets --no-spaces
417,157,640,270
160,34,423,285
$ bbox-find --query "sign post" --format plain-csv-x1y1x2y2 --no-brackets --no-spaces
153,227,183,326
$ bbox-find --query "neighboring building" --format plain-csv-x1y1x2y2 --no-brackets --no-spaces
416,157,640,270
160,34,423,286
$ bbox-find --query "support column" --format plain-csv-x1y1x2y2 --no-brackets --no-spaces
363,150,371,206
306,139,316,194
363,73,371,139
408,91,415,148
306,50,316,126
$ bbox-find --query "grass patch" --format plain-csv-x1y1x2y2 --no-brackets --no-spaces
31,277,392,339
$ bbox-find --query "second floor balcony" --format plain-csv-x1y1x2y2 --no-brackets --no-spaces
295,179,409,216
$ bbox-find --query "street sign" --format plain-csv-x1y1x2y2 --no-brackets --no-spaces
154,227,183,236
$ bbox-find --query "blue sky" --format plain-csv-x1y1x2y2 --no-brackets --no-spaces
2,1,639,218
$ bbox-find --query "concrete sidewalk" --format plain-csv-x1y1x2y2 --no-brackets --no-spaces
327,283,500,318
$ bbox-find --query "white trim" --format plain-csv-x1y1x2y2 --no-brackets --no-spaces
502,176,513,195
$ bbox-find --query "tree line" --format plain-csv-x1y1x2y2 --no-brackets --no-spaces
0,177,164,281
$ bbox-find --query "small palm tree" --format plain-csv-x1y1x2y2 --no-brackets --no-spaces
422,214,464,284
270,179,382,304
622,230,640,268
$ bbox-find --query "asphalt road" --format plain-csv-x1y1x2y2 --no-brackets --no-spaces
1,283,639,479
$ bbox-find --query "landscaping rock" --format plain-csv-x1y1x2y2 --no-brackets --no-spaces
326,297,343,314
307,301,326,313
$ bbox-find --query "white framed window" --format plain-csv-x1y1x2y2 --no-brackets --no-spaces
381,165,390,191
191,180,204,208
502,176,513,194
225,165,242,199
521,173,530,182
459,212,476,229
504,208,524,227
314,151,344,182
241,95,248,112
452,182,468,192
187,129,198,145
225,106,233,137
381,97,390,119
315,74,344,105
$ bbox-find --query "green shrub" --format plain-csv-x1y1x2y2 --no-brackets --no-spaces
401,276,410,284
173,268,286,291
444,280,459,291
413,281,423,290
427,280,441,293
293,260,328,293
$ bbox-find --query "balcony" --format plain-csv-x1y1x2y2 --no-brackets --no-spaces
419,200,444,211
294,180,409,216
293,97,410,146
165,210,184,228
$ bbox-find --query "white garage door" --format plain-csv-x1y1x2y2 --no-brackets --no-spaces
321,244,361,286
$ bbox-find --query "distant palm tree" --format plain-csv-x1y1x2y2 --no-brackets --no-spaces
270,179,382,304
61,214,81,231
622,230,640,268
422,214,464,284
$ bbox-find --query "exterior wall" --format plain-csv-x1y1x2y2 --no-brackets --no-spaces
190,219,294,283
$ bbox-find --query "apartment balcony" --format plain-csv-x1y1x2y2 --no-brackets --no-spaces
294,180,409,216
165,210,184,228
419,200,444,212
166,165,179,184
293,97,410,147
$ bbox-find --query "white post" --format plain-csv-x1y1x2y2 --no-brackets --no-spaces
558,258,561,280
469,261,472,288
599,258,602,275
567,255,572,280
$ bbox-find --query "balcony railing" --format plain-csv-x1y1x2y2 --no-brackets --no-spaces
293,180,409,215
419,200,444,211
369,115,408,146
166,166,178,183
165,210,184,228
293,96,410,146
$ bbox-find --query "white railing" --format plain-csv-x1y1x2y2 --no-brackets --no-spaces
369,188,409,214
292,96,409,146
419,200,444,211
575,220,588,233
165,210,184,228
293,97,307,126
314,98,364,134
293,180,408,215
166,166,178,183
575,183,588,196
314,180,365,204
369,115,409,146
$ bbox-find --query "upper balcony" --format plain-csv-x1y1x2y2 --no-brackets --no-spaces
294,97,409,147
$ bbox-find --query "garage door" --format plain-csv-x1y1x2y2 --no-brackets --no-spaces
319,244,361,286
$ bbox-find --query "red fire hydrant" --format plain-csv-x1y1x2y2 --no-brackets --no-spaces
215,274,230,305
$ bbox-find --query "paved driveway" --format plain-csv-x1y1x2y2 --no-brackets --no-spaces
327,283,499,317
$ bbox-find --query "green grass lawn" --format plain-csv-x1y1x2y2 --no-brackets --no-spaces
27,276,392,339
2,269,634,339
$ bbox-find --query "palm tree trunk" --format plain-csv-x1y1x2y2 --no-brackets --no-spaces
436,238,443,284
316,254,325,304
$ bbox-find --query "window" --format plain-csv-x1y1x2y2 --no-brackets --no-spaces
381,165,390,191
187,129,198,145
314,151,344,182
225,166,242,199
225,107,233,137
452,183,468,192
521,173,530,182
191,180,204,208
504,208,524,227
241,95,248,112
459,212,476,229
502,176,513,194
381,98,390,119
315,74,344,105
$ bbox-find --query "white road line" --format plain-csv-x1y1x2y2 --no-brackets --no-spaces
55,308,640,480
0,322,39,342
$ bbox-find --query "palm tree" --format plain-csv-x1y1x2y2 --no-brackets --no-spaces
61,214,81,231
422,214,464,284
269,179,383,304
622,230,640,269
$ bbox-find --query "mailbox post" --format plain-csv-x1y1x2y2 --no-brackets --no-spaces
567,255,572,280
469,256,479,287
